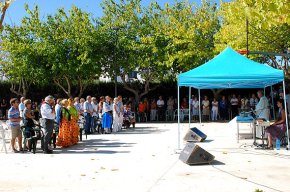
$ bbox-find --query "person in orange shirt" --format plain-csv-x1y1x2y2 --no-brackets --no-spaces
138,101,146,122
143,98,149,120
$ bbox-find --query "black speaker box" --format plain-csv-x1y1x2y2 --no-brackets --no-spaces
179,142,214,165
183,127,207,142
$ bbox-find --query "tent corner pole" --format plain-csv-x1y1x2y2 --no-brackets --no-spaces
198,89,202,128
271,86,276,120
189,87,191,129
282,80,290,150
177,85,181,150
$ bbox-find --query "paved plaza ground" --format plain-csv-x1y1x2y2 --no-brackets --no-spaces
1,122,290,192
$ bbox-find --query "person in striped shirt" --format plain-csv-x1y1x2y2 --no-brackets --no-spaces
8,98,23,153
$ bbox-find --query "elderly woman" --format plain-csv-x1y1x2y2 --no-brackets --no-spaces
102,96,112,134
68,98,79,145
202,96,210,121
23,99,35,150
56,99,72,147
123,104,136,128
112,97,120,133
265,99,286,150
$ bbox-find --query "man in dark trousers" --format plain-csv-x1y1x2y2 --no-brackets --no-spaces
41,95,55,154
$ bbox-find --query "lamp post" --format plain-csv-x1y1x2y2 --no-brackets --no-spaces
112,27,121,97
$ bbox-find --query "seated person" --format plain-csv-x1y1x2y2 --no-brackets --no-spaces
123,105,136,128
265,99,286,150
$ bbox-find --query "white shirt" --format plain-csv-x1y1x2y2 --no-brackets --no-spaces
249,98,258,107
192,100,199,108
255,96,270,120
19,103,25,118
117,101,124,114
102,102,112,114
157,99,165,107
212,101,218,110
91,102,99,117
41,103,55,120
74,102,82,113
83,101,93,113
230,98,239,105
113,102,121,114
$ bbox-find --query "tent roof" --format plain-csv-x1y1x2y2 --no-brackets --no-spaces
178,47,284,89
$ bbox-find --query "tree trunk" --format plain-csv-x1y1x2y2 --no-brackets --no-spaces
211,89,224,99
77,77,89,98
120,73,157,104
53,76,73,98
283,56,290,78
10,78,29,98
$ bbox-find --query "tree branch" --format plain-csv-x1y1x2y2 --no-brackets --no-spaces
120,74,138,95
53,77,69,96
0,0,10,30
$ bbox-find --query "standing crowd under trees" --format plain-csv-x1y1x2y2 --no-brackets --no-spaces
0,0,289,153
3,83,290,153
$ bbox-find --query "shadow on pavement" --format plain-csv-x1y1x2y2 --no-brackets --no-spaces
52,139,135,154
117,127,169,135
187,160,225,166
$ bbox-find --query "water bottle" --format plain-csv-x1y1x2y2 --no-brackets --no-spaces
276,138,280,150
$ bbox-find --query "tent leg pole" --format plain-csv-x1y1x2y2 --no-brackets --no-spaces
283,81,290,150
199,89,202,128
189,87,191,129
177,86,181,150
271,86,276,120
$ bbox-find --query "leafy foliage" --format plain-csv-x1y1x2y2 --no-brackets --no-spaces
215,0,290,53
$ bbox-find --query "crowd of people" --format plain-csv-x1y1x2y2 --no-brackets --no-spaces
3,86,288,153
5,95,139,153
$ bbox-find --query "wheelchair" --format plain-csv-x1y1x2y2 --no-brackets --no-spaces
21,124,44,154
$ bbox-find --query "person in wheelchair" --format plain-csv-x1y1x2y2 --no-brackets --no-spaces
23,99,36,151
123,104,136,129
265,99,286,150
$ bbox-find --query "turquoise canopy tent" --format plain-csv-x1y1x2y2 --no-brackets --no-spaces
176,47,289,150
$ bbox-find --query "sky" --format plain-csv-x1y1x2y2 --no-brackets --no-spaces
5,0,232,26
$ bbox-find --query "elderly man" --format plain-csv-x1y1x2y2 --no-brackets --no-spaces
83,96,94,134
91,97,99,132
41,95,55,154
157,96,165,121
255,90,270,120
74,97,83,115
19,97,25,119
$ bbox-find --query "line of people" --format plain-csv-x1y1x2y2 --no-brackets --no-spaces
178,90,272,121
7,95,138,153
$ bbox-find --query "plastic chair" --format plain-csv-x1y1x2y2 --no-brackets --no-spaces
165,110,169,121
0,121,12,153
0,125,7,153
174,109,184,121
182,109,189,120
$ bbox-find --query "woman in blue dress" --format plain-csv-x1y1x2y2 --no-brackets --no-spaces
102,96,112,134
